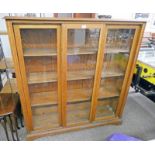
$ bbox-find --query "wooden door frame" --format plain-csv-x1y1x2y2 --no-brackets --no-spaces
6,21,33,131
115,25,146,117
91,24,144,122
89,24,107,121
61,23,103,126
13,24,62,130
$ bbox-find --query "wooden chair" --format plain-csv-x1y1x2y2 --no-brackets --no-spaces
0,94,19,141
0,33,22,140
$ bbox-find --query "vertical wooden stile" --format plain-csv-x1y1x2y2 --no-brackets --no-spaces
90,24,107,121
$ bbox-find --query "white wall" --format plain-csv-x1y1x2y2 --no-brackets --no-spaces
0,35,12,58
144,14,155,32
0,13,12,58
97,13,155,32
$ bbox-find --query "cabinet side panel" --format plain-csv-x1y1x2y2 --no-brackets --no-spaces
6,21,33,131
13,25,33,130
57,26,62,125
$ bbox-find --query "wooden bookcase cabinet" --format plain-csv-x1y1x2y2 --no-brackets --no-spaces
6,17,145,140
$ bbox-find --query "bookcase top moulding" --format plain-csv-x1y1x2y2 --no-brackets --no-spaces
4,16,146,25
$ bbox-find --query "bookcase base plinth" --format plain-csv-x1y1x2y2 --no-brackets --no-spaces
26,116,121,141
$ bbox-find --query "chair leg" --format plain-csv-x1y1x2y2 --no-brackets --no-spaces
8,115,15,141
20,115,24,128
19,101,24,128
1,117,9,141
11,114,19,141
15,115,20,129
15,98,24,128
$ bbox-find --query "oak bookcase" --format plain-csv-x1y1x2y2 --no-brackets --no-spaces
5,17,145,140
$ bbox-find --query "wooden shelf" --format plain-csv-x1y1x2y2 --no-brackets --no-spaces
68,48,97,55
30,89,91,107
28,71,94,84
31,91,58,107
23,47,98,57
69,87,118,103
98,87,119,99
68,70,94,80
28,71,93,84
24,48,57,57
30,86,119,107
67,89,92,103
27,70,124,84
105,48,129,54
68,70,124,80
101,71,124,78
28,72,57,84
30,87,118,107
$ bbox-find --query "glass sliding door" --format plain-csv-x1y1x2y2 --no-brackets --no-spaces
95,28,136,120
15,25,61,130
65,25,102,125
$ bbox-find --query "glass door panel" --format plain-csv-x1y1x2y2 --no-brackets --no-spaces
66,28,100,125
20,28,60,130
96,28,135,119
